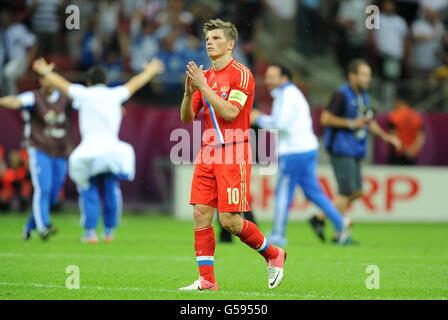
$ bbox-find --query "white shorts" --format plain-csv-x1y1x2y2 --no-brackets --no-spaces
69,136,135,189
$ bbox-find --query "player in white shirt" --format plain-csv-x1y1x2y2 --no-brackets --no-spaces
32,57,164,243
251,64,351,247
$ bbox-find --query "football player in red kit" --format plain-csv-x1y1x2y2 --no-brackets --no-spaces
179,19,286,291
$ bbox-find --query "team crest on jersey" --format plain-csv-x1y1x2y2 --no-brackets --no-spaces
44,110,66,125
212,82,218,89
220,85,229,99
44,110,59,125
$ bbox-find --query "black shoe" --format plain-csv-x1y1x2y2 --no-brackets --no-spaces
39,225,59,241
308,215,326,242
50,202,63,212
22,229,31,241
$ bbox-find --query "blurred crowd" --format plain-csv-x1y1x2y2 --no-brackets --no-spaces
0,145,32,212
0,0,258,99
0,145,68,213
0,0,448,109
302,0,448,109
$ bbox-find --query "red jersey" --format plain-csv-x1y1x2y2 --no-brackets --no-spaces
191,59,255,146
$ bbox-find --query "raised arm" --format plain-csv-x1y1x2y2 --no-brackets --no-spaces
32,58,72,95
0,96,22,110
125,58,165,97
199,84,240,122
186,61,240,122
180,74,196,124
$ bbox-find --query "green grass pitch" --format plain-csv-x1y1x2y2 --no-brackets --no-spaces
0,211,447,300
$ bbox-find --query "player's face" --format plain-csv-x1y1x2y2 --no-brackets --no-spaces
205,29,234,59
356,64,372,90
265,66,283,91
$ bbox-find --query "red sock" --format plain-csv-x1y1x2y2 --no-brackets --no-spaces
194,225,216,283
238,219,279,260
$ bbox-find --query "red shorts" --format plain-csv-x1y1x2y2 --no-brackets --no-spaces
190,142,252,213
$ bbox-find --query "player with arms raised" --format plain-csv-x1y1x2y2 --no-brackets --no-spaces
179,19,286,291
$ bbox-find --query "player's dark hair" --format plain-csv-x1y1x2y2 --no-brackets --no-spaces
271,64,293,80
347,59,370,77
86,66,107,85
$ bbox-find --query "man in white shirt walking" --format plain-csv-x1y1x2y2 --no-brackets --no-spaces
32,57,164,243
251,64,351,247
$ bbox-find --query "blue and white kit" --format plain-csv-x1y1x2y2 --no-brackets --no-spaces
256,81,344,246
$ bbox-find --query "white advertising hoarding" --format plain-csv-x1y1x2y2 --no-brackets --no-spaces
174,165,448,222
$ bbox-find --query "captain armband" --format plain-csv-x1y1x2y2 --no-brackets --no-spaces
228,90,248,107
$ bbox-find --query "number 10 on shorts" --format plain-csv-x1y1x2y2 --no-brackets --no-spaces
227,188,240,205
